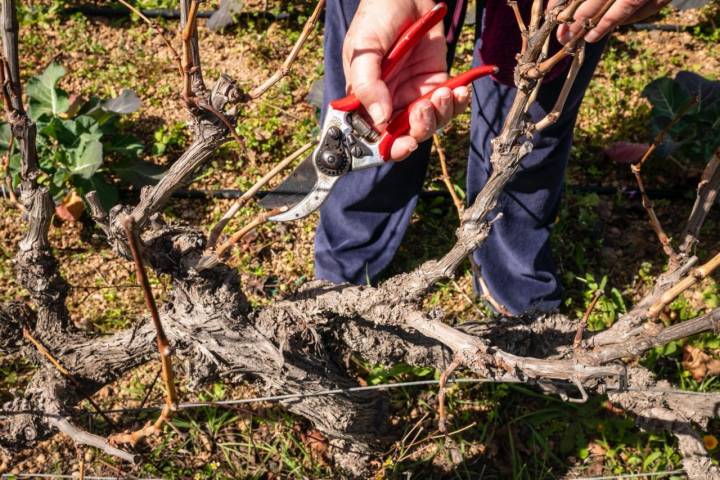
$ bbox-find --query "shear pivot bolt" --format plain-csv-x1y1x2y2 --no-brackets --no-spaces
324,153,338,165
317,149,349,176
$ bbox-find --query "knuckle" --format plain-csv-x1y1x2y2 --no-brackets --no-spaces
626,0,647,8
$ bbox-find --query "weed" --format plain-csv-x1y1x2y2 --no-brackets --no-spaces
0,63,163,210
152,121,188,156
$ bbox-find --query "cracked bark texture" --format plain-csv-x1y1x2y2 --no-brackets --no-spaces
2,0,720,477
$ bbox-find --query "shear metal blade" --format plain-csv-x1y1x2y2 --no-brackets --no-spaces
268,173,338,222
258,152,318,210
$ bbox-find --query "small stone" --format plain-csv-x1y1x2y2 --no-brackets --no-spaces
84,449,95,462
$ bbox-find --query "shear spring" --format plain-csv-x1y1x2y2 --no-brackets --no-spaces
348,113,380,143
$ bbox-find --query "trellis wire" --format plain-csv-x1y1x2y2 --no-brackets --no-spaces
2,377,720,419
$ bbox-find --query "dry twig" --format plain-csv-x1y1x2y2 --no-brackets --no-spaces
433,134,511,316
529,0,543,34
630,96,698,265
680,149,720,255
433,134,464,217
208,141,315,248
116,0,183,75
111,217,178,446
22,326,118,428
648,251,720,319
525,0,615,79
181,0,201,102
508,1,529,54
248,0,326,99
574,289,603,349
534,41,585,132
437,356,462,434
199,206,286,270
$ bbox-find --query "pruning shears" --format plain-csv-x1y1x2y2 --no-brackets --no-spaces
259,2,497,222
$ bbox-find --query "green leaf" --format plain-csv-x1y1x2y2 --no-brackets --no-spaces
0,123,12,152
73,115,101,135
101,89,141,115
104,134,144,159
69,135,103,179
642,77,692,130
52,167,70,191
578,447,590,460
40,117,77,146
26,63,70,120
675,71,720,115
110,157,165,187
74,174,119,211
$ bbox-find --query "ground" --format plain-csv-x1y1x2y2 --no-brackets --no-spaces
1,0,720,478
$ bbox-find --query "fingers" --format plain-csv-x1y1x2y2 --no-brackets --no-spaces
556,0,610,43
390,136,420,161
408,99,437,140
390,85,471,161
348,48,393,124
557,0,658,44
452,86,471,116
585,0,645,42
619,0,671,25
421,86,471,134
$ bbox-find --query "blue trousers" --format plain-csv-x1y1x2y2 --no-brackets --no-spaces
314,0,607,315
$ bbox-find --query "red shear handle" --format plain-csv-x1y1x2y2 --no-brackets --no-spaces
380,2,448,80
330,2,448,113
377,65,497,161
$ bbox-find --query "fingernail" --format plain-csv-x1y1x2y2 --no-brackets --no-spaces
409,141,418,152
368,103,386,124
439,88,451,99
585,29,600,43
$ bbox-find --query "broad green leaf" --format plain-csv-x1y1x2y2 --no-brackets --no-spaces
27,63,70,120
642,77,691,130
40,117,77,146
70,136,103,179
74,174,119,211
101,89,141,115
676,71,720,114
73,115,101,135
110,157,165,187
52,167,70,190
104,134,144,159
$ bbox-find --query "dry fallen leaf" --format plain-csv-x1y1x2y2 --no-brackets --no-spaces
302,429,328,462
55,190,84,222
588,441,606,457
682,345,720,382
603,141,650,164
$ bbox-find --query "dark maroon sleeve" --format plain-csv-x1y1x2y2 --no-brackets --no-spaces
479,0,570,85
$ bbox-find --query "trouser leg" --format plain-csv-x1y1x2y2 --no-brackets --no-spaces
467,20,608,314
314,0,465,284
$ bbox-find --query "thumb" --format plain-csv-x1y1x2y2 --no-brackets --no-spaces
348,47,392,125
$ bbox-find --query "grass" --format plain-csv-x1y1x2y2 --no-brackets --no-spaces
1,0,719,478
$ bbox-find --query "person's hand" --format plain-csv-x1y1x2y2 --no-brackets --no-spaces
343,0,471,161
556,0,671,44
